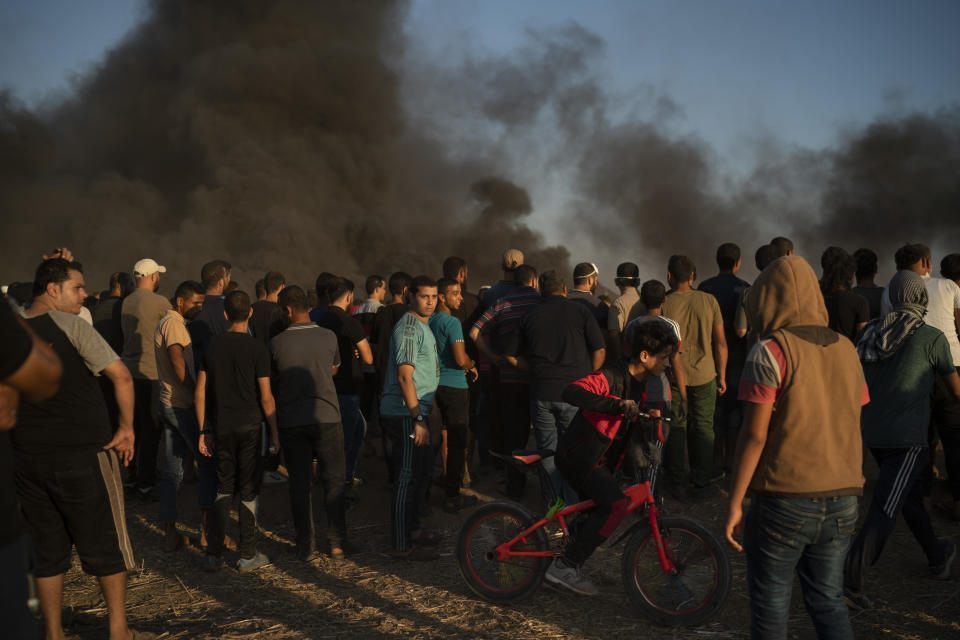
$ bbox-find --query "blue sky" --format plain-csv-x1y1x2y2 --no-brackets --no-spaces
3,0,958,155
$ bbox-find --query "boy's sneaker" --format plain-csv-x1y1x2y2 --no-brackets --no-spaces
544,557,599,596
237,551,272,573
843,589,874,610
930,539,957,580
202,554,223,572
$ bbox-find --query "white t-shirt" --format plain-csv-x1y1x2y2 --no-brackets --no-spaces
924,276,960,367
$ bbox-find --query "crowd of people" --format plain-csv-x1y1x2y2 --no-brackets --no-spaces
1,237,959,638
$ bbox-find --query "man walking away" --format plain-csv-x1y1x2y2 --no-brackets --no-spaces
250,271,286,345
155,280,216,553
197,290,279,573
510,270,605,506
380,276,442,560
482,249,524,310
121,258,171,499
271,286,348,561
317,278,374,489
699,243,750,475
932,254,960,520
844,271,960,607
430,278,479,512
16,258,146,640
725,255,866,639
662,255,726,499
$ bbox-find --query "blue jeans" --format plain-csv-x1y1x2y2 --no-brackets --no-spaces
339,394,367,482
156,405,217,524
531,399,579,506
745,495,858,640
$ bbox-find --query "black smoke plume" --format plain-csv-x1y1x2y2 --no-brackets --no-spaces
0,0,568,291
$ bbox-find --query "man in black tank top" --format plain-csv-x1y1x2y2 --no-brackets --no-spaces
15,258,146,640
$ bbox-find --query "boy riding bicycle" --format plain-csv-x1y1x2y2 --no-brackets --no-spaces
548,321,677,595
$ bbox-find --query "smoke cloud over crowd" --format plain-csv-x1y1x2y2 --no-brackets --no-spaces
1,0,958,292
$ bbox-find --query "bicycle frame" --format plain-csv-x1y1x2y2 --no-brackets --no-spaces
492,479,678,574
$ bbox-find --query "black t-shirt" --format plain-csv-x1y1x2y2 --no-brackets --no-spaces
201,331,271,430
852,286,884,320
92,295,123,353
823,290,870,342
373,303,409,385
567,289,608,328
250,300,286,346
699,272,750,381
0,301,32,545
190,295,228,370
509,296,606,401
316,306,367,396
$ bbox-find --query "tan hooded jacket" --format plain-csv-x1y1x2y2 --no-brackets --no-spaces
745,256,865,497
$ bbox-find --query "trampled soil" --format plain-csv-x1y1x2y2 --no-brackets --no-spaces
59,448,960,639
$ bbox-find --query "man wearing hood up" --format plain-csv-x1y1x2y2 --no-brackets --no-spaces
725,255,868,639
843,270,960,608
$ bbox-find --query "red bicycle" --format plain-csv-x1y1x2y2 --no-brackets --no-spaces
456,414,731,626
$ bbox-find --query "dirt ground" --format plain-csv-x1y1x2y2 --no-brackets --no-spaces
59,447,960,639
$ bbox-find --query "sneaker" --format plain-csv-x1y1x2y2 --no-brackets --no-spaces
202,554,223,572
843,589,874,610
931,539,957,580
237,551,272,573
295,548,320,562
442,494,479,514
544,557,599,596
261,471,287,485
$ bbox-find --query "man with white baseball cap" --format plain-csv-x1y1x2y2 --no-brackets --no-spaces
121,258,171,498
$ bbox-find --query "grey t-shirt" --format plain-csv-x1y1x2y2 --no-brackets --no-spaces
269,322,342,428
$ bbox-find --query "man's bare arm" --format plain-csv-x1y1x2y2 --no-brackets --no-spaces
713,323,728,395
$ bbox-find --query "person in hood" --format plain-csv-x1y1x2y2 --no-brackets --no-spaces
843,270,960,609
724,255,868,639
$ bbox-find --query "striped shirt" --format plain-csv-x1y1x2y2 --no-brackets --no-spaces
473,286,542,383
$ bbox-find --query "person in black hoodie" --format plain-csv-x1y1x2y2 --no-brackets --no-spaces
545,321,675,596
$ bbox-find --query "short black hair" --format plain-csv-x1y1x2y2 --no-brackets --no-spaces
628,318,678,360
894,244,927,270
255,279,266,299
639,279,667,309
941,253,960,282
388,271,412,297
33,258,83,297
174,280,204,302
442,256,467,280
263,271,286,295
224,290,251,323
365,274,385,296
573,262,597,283
437,277,459,296
769,237,794,257
326,277,354,303
514,264,537,287
755,244,778,271
409,275,437,297
278,285,309,312
200,260,231,290
716,243,741,271
314,272,337,301
538,270,565,296
853,248,878,279
667,255,696,283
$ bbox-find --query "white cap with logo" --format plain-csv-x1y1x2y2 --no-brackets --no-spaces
133,258,167,278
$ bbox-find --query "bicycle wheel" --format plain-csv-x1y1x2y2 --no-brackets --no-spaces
621,516,731,626
457,500,550,603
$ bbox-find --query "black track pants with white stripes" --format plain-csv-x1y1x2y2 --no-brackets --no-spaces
844,446,945,593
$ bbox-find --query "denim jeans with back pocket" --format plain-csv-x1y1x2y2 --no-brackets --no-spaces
745,494,858,640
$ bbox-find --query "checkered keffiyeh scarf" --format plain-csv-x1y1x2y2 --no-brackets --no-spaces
856,270,928,362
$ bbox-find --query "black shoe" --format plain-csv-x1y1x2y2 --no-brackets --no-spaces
296,548,321,562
